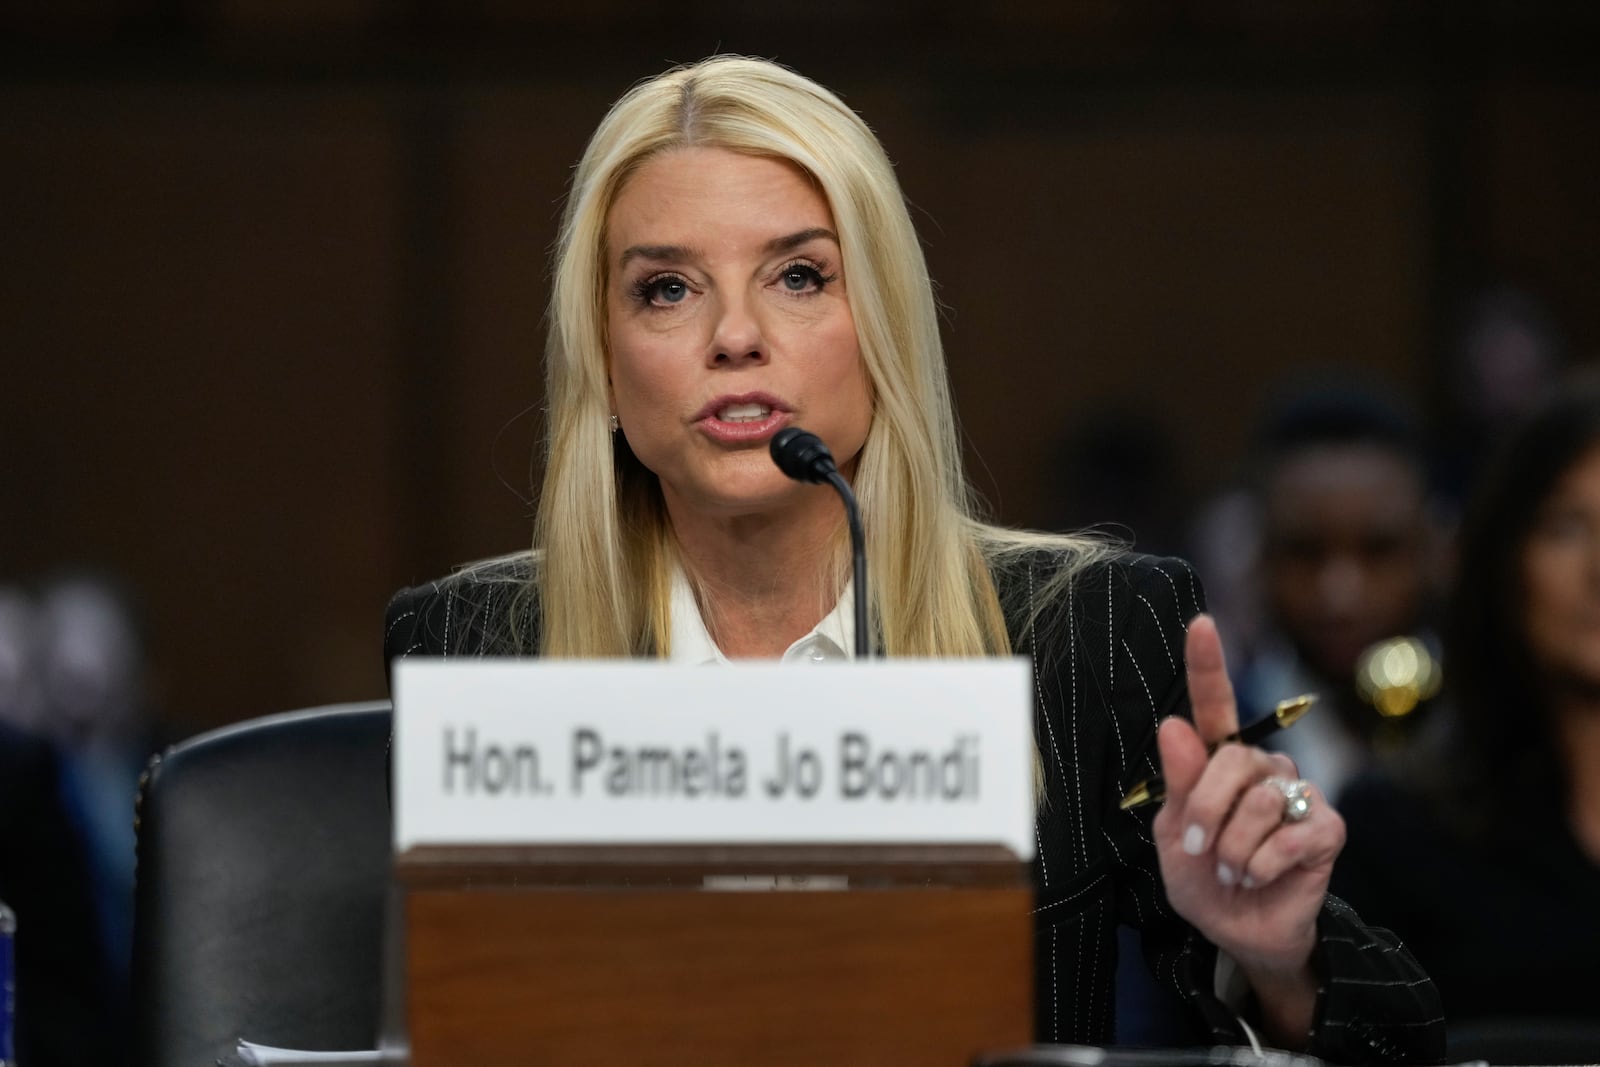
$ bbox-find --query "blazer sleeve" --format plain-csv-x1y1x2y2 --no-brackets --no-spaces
1039,553,1445,1063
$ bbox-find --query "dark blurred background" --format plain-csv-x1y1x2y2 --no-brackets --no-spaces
3,0,1598,738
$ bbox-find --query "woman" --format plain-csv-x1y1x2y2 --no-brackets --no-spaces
386,55,1442,1060
1334,382,1600,1039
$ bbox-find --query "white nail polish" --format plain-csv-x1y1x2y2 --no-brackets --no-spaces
1217,863,1236,886
1241,874,1257,890
1182,824,1205,855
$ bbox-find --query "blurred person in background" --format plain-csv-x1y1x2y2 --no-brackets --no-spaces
33,571,162,1033
0,585,115,1067
1334,379,1600,1048
1232,384,1449,803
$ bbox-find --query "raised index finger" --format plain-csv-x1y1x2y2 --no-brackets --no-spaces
1185,613,1240,745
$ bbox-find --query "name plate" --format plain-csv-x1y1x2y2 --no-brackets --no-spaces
393,659,1034,859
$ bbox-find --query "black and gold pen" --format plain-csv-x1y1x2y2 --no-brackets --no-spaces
1117,694,1318,811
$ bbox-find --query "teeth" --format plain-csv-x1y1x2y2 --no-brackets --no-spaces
717,403,771,422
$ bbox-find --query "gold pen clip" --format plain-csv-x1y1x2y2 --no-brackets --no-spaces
1268,693,1317,731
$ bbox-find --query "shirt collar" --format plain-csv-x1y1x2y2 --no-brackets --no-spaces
667,562,854,664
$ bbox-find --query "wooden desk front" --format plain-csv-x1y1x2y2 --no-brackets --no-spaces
398,844,1033,1067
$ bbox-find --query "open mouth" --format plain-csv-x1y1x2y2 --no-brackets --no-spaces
716,402,771,422
696,396,789,443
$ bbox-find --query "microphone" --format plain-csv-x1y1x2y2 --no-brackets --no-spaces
770,427,873,659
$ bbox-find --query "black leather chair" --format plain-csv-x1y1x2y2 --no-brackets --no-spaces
131,701,393,1067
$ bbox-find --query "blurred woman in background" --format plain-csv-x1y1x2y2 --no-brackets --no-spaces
1335,379,1600,1051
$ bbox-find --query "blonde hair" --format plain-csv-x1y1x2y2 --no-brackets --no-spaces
534,54,1107,658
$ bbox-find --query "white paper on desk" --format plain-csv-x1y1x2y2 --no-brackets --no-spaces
393,658,1035,859
233,1039,393,1065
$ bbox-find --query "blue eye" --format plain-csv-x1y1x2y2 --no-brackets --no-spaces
781,265,823,292
651,278,689,304
632,274,691,308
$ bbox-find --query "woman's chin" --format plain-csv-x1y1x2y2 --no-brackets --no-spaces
663,474,831,524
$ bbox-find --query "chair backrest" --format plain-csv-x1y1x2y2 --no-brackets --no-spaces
131,701,393,1067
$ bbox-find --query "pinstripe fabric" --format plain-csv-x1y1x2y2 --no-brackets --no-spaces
385,548,1444,1063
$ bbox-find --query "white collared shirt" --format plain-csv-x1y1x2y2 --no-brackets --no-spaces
667,564,855,664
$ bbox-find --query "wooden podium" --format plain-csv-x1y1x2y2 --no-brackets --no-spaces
395,842,1033,1067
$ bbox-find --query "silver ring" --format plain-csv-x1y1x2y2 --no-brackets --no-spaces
1263,776,1314,823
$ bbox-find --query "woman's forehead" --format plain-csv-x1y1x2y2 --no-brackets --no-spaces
606,148,833,244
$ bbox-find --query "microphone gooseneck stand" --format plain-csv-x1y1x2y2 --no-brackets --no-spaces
768,427,874,659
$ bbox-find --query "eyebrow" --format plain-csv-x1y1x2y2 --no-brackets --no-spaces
616,228,840,269
763,227,840,255
617,243,701,268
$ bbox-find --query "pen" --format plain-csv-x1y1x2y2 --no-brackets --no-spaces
1117,694,1317,811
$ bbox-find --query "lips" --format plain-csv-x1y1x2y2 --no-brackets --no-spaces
694,392,791,443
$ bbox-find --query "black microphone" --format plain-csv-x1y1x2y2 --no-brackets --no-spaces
770,427,873,658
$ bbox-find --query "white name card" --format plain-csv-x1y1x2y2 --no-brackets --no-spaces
393,659,1035,860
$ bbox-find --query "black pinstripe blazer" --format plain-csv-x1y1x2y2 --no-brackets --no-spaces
386,549,1445,1063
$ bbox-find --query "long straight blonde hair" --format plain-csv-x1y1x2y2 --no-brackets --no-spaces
534,55,1104,658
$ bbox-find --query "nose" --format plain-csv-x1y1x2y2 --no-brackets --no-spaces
707,292,767,366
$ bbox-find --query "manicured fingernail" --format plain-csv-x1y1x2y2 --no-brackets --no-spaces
1240,874,1257,890
1182,824,1205,855
1216,863,1236,886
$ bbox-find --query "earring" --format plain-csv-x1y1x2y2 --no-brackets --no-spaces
609,414,619,434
